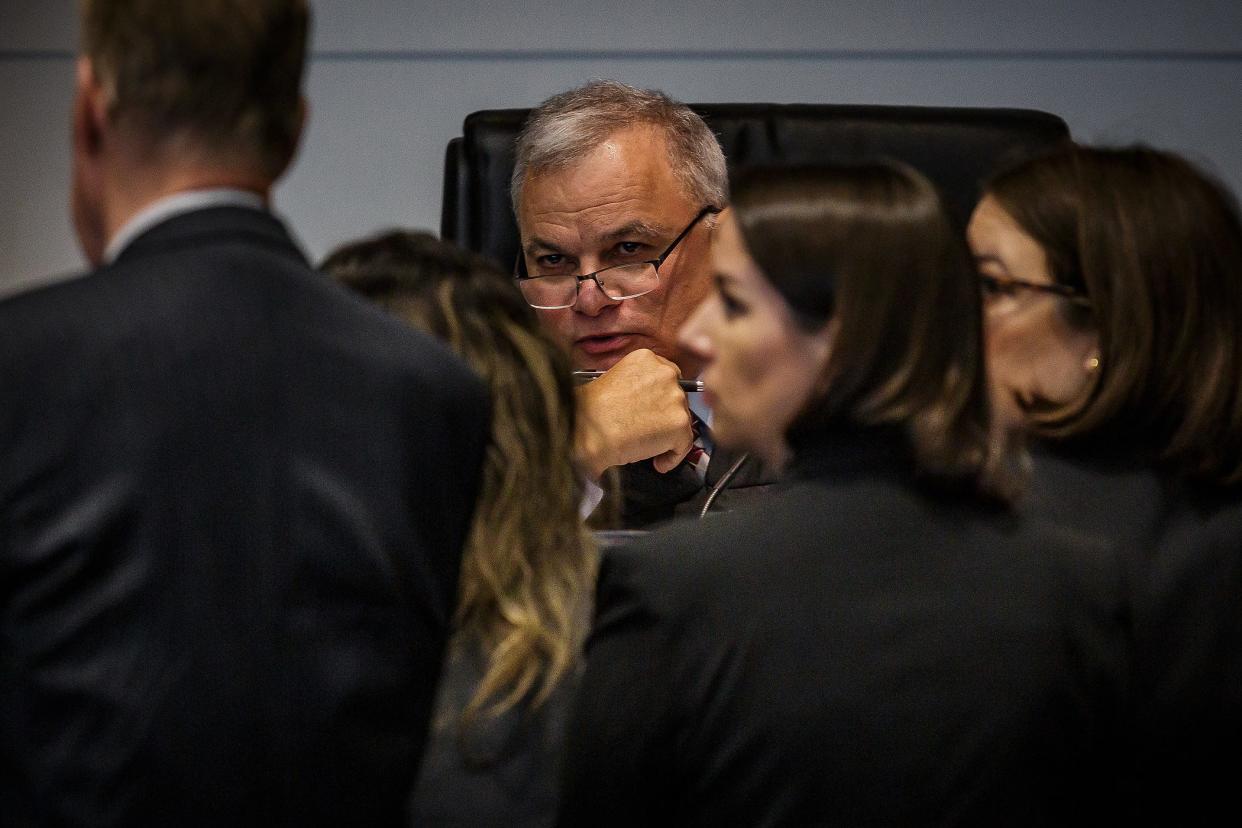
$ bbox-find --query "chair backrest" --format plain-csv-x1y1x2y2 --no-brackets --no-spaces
441,103,1070,268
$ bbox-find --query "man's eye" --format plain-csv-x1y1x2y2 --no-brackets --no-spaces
615,242,644,256
536,254,570,271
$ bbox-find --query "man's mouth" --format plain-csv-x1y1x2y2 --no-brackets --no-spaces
575,333,633,355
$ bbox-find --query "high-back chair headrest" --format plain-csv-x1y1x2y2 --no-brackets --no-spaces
442,103,1070,268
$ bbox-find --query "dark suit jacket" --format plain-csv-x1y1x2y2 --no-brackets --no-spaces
0,207,489,827
560,427,1129,826
606,444,778,530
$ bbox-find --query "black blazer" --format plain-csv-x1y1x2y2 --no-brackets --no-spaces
1129,480,1242,823
560,427,1129,826
0,207,489,827
408,640,580,827
605,446,778,530
1021,441,1242,823
1127,476,1242,824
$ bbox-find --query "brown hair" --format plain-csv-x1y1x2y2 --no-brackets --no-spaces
79,0,308,176
732,162,1014,500
986,144,1242,484
322,231,595,727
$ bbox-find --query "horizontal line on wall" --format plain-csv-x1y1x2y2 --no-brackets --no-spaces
0,50,74,60
313,48,1242,63
4,48,1242,63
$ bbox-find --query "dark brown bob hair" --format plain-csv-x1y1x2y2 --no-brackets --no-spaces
985,144,1242,485
732,162,1012,500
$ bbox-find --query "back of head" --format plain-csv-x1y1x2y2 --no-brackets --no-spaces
733,162,1008,499
987,144,1242,484
322,231,593,725
322,230,521,339
80,0,309,177
511,79,728,215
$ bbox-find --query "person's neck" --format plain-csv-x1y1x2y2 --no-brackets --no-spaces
100,163,271,254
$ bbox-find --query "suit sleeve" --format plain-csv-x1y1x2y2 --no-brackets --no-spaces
557,545,679,827
404,350,492,614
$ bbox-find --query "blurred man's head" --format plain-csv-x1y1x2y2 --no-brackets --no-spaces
72,0,310,263
511,81,727,376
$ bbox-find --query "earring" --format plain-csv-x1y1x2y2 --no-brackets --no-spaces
1084,355,1100,373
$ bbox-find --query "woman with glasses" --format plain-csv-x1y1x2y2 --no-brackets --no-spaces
966,144,1242,820
969,144,1242,479
559,162,1126,825
968,194,1098,436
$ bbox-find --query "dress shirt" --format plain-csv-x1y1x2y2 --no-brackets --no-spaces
103,188,267,263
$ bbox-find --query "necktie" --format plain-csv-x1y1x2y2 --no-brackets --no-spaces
685,413,712,480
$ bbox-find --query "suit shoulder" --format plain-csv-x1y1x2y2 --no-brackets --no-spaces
359,306,489,409
0,269,99,321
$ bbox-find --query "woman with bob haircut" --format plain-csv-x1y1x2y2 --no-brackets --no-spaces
968,144,1242,821
559,163,1127,826
321,231,595,827
970,143,1242,481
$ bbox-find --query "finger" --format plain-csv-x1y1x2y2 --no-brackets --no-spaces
651,445,692,474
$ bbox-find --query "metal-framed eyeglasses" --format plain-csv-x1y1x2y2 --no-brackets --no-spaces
515,206,719,310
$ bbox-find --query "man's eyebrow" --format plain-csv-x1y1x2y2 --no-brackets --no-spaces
523,236,563,255
599,220,668,242
522,220,670,255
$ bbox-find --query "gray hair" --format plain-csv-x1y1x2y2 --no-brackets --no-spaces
510,80,728,217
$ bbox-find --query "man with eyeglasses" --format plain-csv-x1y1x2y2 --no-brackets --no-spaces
512,81,775,528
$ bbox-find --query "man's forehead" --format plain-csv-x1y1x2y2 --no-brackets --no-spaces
522,126,691,203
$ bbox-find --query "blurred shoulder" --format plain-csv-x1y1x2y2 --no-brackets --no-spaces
596,485,823,617
1026,442,1169,543
1153,478,1242,578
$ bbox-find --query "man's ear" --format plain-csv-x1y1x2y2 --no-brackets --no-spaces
72,57,109,160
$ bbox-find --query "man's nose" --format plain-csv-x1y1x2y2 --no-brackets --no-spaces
573,274,621,316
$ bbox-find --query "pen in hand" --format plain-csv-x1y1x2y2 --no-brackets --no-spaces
573,370,705,393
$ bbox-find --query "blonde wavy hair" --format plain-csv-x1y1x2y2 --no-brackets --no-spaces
322,230,595,726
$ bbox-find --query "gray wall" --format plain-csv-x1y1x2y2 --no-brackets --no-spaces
2,0,1240,294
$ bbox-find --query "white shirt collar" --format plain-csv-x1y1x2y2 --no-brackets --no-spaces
687,385,713,428
103,188,267,264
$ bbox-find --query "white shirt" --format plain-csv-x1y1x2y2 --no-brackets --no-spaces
103,188,267,264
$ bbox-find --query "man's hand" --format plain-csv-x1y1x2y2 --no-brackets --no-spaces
575,349,694,479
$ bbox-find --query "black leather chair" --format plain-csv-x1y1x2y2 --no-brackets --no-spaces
441,103,1070,268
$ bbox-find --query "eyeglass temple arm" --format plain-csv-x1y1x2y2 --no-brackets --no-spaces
655,206,721,265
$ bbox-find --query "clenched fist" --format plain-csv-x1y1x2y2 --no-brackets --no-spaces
575,349,695,479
